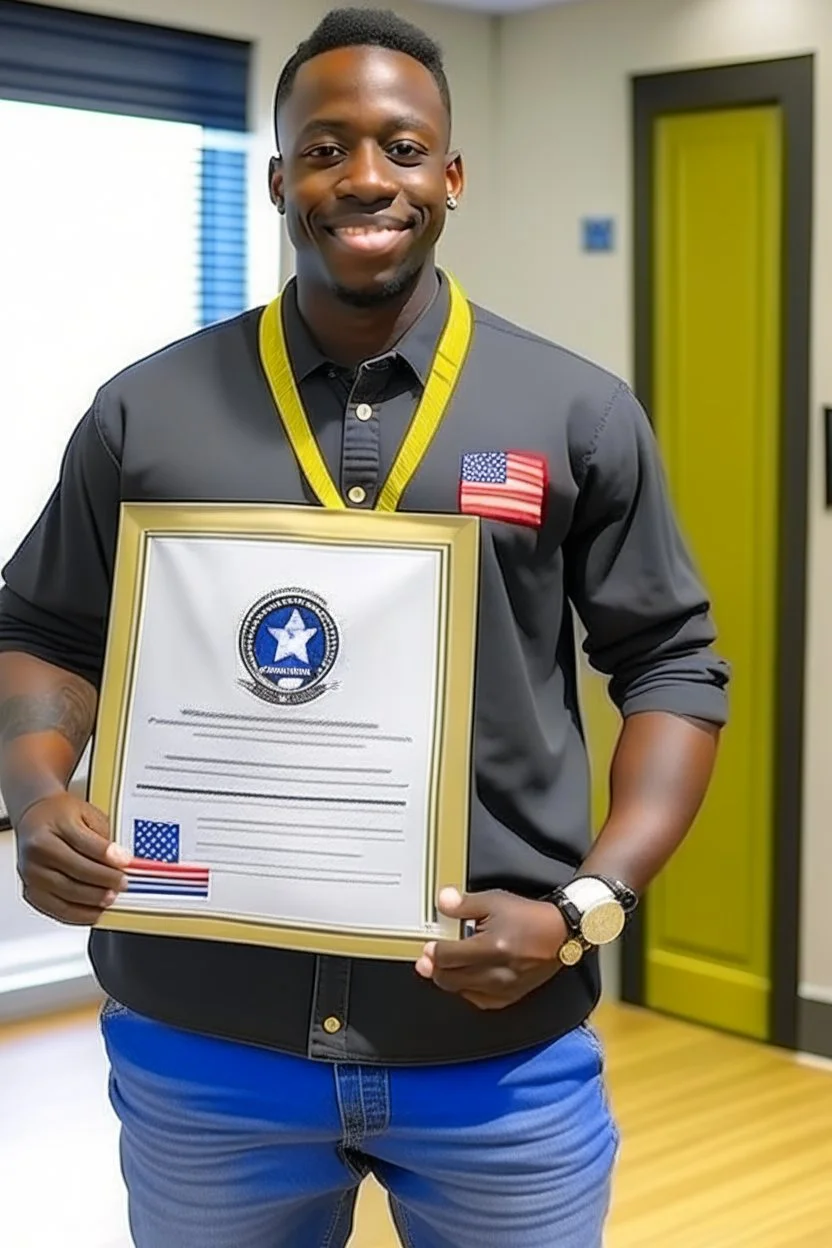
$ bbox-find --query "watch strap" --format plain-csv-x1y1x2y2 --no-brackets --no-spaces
542,875,638,957
542,887,583,934
567,874,638,913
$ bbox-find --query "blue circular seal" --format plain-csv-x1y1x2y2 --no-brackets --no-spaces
239,589,339,706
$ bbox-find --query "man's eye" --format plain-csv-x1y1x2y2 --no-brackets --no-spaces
388,142,423,160
306,145,342,159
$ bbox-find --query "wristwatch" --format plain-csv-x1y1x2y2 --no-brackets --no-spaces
542,875,638,967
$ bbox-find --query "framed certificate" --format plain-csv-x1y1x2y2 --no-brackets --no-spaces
90,504,480,959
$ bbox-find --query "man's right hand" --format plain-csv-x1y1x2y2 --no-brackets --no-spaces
15,794,132,925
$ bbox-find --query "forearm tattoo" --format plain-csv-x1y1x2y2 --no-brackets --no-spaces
0,680,96,756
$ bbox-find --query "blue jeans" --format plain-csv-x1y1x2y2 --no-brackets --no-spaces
101,1000,618,1247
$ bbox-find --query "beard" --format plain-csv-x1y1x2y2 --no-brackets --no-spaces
330,261,423,308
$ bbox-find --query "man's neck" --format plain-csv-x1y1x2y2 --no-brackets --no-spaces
295,264,439,368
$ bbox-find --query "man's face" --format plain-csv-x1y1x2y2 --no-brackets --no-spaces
272,45,463,306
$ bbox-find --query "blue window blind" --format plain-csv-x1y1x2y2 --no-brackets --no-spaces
200,147,248,326
0,1,251,328
0,0,250,130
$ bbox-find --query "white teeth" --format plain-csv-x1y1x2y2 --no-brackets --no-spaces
330,225,406,253
336,225,398,234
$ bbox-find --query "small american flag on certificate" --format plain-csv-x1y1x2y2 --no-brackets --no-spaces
126,819,210,898
459,451,547,527
125,860,210,898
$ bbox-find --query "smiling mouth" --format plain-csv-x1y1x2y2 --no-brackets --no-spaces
327,223,413,254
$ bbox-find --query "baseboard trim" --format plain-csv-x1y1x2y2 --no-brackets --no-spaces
0,927,102,1025
797,996,832,1060
0,971,103,1025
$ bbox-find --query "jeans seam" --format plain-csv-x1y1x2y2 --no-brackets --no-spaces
319,1187,353,1248
336,1144,368,1185
580,1023,620,1154
334,1065,371,1187
335,1067,364,1152
101,996,128,1022
579,1021,603,1060
359,1066,390,1137
389,1195,416,1248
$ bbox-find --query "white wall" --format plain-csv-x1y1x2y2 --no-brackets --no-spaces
498,0,832,1004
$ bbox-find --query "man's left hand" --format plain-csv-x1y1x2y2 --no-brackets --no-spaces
415,887,568,1011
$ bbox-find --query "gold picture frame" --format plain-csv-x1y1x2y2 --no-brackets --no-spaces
90,503,480,959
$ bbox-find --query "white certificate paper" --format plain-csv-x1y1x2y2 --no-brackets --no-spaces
109,534,446,940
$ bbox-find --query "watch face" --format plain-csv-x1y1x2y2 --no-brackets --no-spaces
582,899,626,945
558,939,584,967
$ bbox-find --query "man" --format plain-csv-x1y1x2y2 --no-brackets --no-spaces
0,8,728,1247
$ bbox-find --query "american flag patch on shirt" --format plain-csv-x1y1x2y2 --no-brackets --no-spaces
459,451,548,527
126,819,210,898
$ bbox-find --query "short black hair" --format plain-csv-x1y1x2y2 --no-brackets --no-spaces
274,8,451,149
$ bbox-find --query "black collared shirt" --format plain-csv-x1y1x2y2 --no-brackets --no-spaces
0,274,729,1063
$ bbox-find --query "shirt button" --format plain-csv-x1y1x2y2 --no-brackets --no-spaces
347,486,367,505
323,1016,342,1035
355,403,373,422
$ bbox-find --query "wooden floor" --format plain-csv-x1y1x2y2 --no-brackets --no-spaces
2,1002,831,1246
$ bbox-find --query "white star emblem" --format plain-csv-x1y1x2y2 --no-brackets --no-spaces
268,609,317,665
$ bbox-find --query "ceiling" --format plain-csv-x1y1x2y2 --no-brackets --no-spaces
423,0,583,12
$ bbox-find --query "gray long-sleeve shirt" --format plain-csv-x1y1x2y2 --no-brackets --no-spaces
0,274,728,1062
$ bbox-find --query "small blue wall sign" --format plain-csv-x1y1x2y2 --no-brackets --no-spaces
581,217,616,253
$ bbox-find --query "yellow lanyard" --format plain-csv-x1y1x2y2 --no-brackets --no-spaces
258,271,474,511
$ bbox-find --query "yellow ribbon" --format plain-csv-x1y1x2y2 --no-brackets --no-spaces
258,272,474,511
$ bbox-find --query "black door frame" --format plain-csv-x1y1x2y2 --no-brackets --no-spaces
623,56,814,1050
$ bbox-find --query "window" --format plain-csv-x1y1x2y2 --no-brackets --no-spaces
0,0,251,568
0,100,249,564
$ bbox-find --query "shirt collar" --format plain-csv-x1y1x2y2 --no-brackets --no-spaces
279,270,450,388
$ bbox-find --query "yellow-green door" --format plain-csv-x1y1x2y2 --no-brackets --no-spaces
641,106,782,1039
